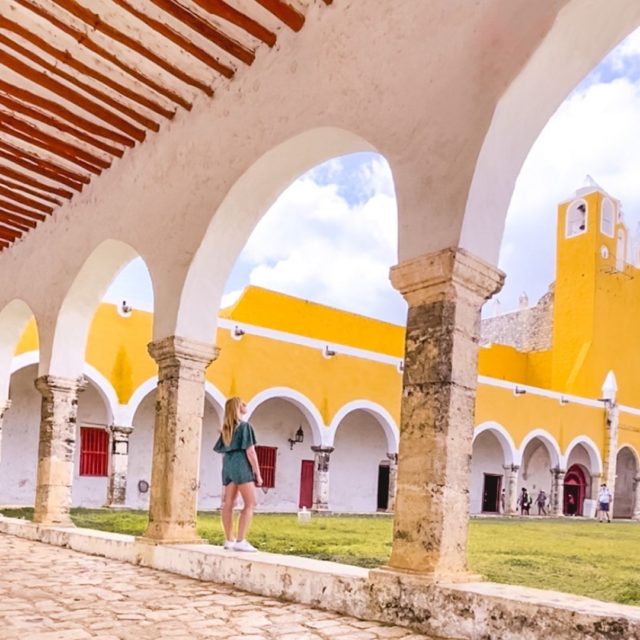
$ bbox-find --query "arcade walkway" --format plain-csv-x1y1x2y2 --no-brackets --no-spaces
0,534,431,640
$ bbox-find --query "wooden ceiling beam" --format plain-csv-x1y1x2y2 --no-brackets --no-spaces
0,165,73,199
1,113,110,171
255,0,304,32
0,185,54,214
0,32,161,131
0,200,47,222
112,0,235,78
146,0,253,64
0,176,62,206
0,94,124,157
0,15,174,121
0,146,85,192
49,0,214,95
13,0,192,110
0,50,147,143
0,83,135,148
1,123,103,175
189,0,276,47
0,226,22,241
0,210,37,230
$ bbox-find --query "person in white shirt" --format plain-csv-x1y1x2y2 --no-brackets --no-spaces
598,483,612,523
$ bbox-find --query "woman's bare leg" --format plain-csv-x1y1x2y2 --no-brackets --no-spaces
236,482,257,542
221,484,238,541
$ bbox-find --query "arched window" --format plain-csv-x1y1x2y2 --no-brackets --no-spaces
601,198,614,237
566,200,587,238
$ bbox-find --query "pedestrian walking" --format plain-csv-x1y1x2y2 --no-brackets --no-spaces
598,483,612,523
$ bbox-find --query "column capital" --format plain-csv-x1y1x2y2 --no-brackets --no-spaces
390,247,504,307
0,398,11,417
109,425,133,437
148,335,219,369
311,446,334,454
35,375,87,397
503,464,520,473
387,452,398,464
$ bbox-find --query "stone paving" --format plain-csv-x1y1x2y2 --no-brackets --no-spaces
0,534,432,640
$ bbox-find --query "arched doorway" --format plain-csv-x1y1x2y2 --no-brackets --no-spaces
614,447,639,518
564,465,587,516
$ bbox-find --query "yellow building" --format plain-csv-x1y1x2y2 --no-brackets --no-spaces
2,185,639,518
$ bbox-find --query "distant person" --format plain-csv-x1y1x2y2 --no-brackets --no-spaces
567,493,577,516
500,488,506,514
598,483,612,523
518,488,532,515
214,397,263,551
536,490,548,516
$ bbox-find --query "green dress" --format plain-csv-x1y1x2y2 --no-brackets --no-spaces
214,421,257,486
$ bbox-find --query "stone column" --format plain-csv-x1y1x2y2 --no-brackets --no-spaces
106,425,134,508
33,375,86,526
0,399,11,462
604,401,619,515
591,472,603,502
633,476,640,521
550,468,566,517
140,336,218,544
311,446,333,512
386,248,504,577
386,453,398,513
503,464,520,515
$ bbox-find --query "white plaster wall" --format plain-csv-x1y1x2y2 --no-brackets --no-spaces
331,411,387,513
614,448,637,518
71,382,109,508
0,365,39,506
127,393,154,510
243,398,315,513
198,402,223,510
519,441,552,497
470,431,506,514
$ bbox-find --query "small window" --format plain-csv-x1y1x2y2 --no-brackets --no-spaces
601,198,614,237
79,427,109,476
566,200,587,237
256,445,277,488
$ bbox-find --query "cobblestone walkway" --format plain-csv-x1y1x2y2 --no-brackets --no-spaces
0,534,432,640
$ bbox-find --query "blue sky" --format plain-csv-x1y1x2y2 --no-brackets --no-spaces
105,28,640,326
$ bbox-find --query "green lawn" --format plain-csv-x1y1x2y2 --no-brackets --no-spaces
3,508,640,605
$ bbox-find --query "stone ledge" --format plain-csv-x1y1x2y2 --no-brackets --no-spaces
1,515,640,639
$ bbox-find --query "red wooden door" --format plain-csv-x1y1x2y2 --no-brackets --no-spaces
299,460,314,508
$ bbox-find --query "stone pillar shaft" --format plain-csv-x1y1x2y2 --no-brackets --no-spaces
387,453,398,513
311,446,333,512
550,468,566,517
141,336,218,544
33,375,86,526
0,399,11,462
106,425,134,508
504,464,520,515
633,476,640,521
388,248,504,576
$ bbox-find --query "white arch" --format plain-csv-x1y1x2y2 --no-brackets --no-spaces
473,421,517,466
10,350,118,425
461,2,640,263
45,239,141,378
176,127,374,343
327,400,399,454
245,386,325,447
563,436,603,474
516,429,562,468
0,299,36,400
617,444,640,468
204,381,225,418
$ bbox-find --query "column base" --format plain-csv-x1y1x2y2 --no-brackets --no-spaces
34,518,75,528
370,565,483,586
136,535,206,546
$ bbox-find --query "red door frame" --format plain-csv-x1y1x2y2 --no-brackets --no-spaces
299,460,314,508
564,464,587,516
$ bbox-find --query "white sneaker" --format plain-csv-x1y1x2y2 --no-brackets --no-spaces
233,539,257,552
223,539,236,550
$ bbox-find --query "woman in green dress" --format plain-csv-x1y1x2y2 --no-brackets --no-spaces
214,397,263,552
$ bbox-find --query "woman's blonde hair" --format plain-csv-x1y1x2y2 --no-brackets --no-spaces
221,396,243,446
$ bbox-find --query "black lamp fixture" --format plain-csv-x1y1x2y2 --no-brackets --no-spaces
288,425,304,450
